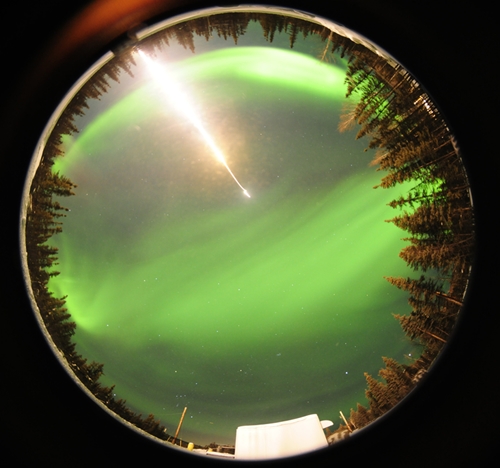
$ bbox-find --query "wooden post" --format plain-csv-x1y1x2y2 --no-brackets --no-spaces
340,410,353,432
172,406,188,446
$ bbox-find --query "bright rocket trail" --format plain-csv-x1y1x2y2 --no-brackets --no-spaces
137,49,251,198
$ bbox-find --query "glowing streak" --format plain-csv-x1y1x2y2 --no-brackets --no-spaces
137,49,251,198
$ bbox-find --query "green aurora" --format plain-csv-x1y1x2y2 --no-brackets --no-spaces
49,46,418,445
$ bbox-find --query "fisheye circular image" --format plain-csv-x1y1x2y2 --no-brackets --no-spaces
20,5,474,460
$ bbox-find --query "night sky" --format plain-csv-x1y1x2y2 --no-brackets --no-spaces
47,21,419,446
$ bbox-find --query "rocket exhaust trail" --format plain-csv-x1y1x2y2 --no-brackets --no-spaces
137,49,251,198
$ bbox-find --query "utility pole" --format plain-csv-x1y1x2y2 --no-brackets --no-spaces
172,406,188,446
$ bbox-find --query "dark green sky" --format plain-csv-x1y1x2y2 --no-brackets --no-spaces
48,25,418,446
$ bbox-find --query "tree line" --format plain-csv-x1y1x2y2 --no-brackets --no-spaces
24,51,169,442
25,9,474,446
333,25,473,432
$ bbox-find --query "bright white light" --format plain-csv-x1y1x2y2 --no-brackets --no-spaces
137,49,251,198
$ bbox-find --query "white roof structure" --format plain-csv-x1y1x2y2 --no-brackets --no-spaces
235,414,332,460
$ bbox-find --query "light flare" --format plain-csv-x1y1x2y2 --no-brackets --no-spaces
137,49,251,198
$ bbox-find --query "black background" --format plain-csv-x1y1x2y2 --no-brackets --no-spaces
2,1,497,466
